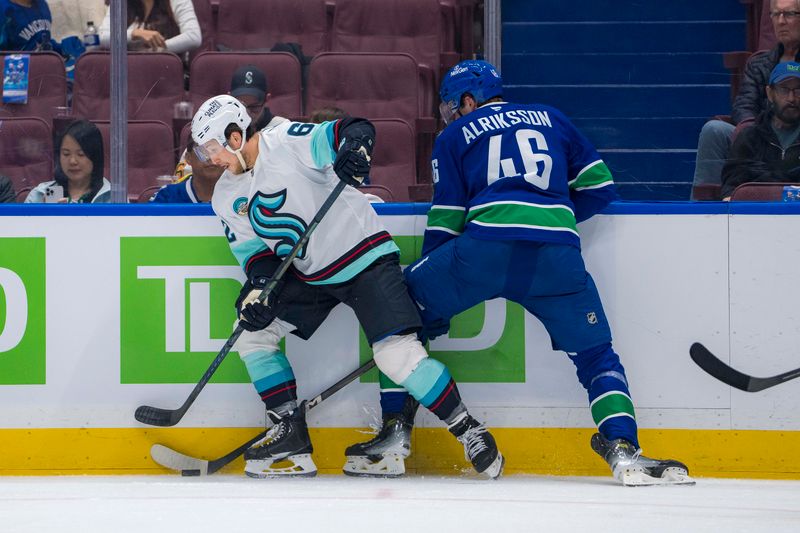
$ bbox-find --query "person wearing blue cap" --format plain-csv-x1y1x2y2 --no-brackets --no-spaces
692,0,800,199
721,60,800,198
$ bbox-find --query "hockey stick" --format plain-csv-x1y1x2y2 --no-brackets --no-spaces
690,342,800,392
151,358,377,476
135,181,349,427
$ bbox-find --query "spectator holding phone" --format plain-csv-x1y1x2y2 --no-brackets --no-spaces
25,119,110,203
99,0,200,55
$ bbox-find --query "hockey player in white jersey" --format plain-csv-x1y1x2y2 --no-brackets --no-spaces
191,94,505,479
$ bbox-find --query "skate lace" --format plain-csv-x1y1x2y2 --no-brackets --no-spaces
457,423,489,460
260,415,287,446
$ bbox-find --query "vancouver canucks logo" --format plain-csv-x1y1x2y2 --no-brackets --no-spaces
248,189,309,259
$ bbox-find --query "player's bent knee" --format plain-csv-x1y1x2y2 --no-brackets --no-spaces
234,318,294,358
373,334,428,384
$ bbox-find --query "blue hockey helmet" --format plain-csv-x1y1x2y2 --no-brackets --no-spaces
439,60,503,123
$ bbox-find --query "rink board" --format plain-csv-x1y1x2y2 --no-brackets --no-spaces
0,202,799,477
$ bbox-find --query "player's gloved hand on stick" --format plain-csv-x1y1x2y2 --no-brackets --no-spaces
235,276,284,332
418,317,451,344
333,138,371,187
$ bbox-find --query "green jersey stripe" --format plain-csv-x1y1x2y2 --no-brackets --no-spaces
466,202,578,234
569,161,614,191
427,207,466,234
590,391,636,427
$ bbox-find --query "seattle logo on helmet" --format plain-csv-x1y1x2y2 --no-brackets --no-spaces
248,189,309,259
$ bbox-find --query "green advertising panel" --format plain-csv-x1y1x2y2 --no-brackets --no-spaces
121,234,524,385
120,236,248,384
0,238,46,385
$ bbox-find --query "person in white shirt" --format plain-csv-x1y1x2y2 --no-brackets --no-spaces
98,0,200,55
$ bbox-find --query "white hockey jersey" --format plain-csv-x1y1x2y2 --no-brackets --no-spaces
211,118,399,285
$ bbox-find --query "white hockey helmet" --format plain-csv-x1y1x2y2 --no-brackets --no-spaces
191,94,252,163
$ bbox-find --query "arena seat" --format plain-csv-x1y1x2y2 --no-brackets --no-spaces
730,182,797,201
369,119,417,202
216,0,328,56
93,120,176,201
331,0,458,114
0,52,67,124
0,116,53,193
190,0,216,62
189,52,303,118
308,53,430,125
307,52,437,194
73,52,185,123
691,183,722,202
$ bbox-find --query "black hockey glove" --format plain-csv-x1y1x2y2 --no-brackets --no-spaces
235,275,285,332
333,139,372,187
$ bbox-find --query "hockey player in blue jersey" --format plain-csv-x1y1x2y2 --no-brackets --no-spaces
357,60,693,486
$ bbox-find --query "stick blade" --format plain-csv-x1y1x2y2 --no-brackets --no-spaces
151,444,209,476
690,342,752,391
135,405,179,427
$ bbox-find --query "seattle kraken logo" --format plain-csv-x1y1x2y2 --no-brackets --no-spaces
248,189,309,259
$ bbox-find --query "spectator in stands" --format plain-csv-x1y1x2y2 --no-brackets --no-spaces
692,0,800,199
720,62,800,199
25,119,110,203
0,0,57,51
229,64,276,132
48,0,106,43
0,175,15,203
98,0,200,56
150,137,223,203
310,106,348,123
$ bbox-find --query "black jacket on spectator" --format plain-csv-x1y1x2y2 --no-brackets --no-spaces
0,175,15,203
721,110,800,198
732,44,800,125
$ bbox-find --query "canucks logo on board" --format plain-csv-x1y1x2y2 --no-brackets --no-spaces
248,189,309,259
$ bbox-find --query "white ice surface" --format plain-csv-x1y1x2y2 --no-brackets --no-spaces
2,475,799,533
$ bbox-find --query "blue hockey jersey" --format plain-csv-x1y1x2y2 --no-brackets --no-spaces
0,0,54,52
423,101,616,255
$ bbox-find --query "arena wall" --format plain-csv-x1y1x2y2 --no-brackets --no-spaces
0,202,798,478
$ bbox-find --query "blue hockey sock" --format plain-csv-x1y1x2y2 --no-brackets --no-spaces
400,358,463,422
569,343,639,448
241,350,297,411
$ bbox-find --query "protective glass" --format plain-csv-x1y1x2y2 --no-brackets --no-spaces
439,100,460,125
193,139,225,163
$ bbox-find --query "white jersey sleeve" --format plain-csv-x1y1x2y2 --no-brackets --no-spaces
245,120,399,285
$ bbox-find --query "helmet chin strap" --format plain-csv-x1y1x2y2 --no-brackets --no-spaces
234,149,250,172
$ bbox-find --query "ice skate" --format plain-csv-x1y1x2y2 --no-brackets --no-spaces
448,414,504,479
244,408,317,478
590,432,694,486
343,397,418,478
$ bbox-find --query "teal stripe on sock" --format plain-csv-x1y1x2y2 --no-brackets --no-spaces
401,358,450,406
242,350,295,391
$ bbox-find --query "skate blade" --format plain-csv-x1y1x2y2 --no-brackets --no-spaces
343,454,406,478
245,454,317,478
482,452,505,480
620,467,695,487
